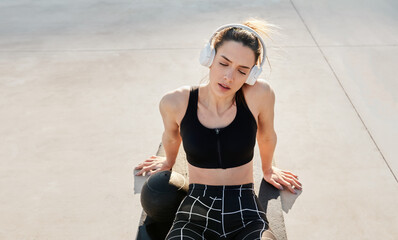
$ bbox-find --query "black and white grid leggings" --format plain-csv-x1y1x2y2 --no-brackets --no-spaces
165,183,276,240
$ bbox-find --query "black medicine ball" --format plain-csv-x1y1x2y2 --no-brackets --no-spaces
140,171,189,223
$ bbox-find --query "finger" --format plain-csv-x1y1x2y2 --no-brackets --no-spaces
142,161,155,167
148,168,161,176
288,178,302,190
135,160,154,169
281,170,298,178
281,174,300,188
134,165,142,170
281,170,299,179
278,178,297,194
143,166,153,172
268,178,284,190
283,176,302,190
134,162,145,169
291,179,302,190
135,168,145,176
284,182,297,194
135,165,153,176
293,178,303,189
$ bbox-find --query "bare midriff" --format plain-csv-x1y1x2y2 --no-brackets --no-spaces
187,160,254,186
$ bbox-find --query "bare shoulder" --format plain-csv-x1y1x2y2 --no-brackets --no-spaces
243,79,276,136
159,85,191,124
243,79,275,109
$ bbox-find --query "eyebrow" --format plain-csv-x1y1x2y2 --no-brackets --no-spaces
221,55,251,69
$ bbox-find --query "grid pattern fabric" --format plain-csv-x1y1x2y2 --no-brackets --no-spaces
165,183,276,240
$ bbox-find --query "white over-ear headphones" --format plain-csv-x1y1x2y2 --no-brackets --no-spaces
199,24,267,85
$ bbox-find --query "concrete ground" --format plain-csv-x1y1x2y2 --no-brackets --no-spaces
1,0,397,239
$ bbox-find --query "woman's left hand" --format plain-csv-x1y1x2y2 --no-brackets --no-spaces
263,166,302,194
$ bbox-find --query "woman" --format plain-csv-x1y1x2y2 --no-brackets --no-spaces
135,19,302,239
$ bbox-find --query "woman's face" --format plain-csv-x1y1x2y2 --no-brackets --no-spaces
208,40,256,97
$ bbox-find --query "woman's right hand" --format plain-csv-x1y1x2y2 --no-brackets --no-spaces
134,155,172,176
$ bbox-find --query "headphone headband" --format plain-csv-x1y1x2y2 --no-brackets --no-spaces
208,23,267,68
199,23,268,85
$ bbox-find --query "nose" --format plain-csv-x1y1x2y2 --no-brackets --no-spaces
224,68,234,82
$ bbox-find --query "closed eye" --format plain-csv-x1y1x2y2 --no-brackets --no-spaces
219,62,246,75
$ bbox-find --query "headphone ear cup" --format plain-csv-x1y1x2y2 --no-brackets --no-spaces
246,66,262,85
199,43,215,67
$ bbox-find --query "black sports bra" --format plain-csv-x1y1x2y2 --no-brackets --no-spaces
179,86,258,169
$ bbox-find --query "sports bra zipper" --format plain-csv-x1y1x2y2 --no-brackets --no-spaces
215,128,223,169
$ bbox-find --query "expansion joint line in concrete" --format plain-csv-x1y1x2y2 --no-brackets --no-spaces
0,47,201,53
1,45,397,53
289,0,398,184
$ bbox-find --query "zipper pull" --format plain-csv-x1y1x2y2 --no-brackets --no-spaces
215,128,220,134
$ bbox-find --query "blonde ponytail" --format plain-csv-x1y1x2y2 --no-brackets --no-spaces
242,18,278,42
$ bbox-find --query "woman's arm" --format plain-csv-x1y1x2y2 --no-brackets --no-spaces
256,82,277,173
255,81,302,194
159,93,182,169
135,91,183,176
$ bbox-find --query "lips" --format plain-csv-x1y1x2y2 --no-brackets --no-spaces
218,83,230,90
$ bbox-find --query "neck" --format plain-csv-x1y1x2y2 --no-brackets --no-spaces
201,84,236,115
